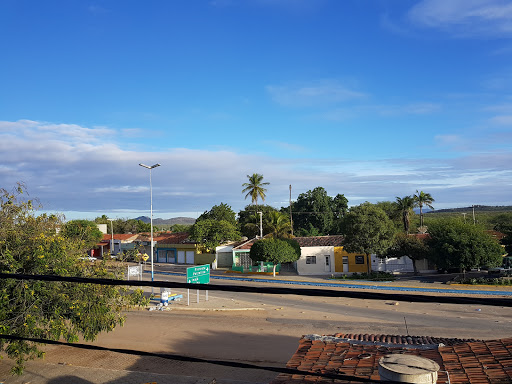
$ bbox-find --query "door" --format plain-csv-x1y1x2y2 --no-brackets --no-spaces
324,255,331,272
177,251,186,264
186,251,195,264
343,256,349,273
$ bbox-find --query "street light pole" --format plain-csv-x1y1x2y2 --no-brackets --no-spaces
139,163,161,285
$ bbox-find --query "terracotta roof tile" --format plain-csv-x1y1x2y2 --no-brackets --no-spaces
233,237,259,250
294,236,344,247
102,233,139,241
154,232,194,245
271,334,512,384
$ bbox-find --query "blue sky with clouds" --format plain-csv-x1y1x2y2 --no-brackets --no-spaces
1,0,511,220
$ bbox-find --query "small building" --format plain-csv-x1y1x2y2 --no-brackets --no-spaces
294,236,370,275
152,232,214,265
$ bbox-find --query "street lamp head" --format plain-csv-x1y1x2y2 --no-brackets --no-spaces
139,163,161,169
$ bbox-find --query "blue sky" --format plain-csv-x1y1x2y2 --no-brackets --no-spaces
1,0,511,220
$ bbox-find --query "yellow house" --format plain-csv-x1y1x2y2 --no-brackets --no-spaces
294,236,370,275
334,246,370,274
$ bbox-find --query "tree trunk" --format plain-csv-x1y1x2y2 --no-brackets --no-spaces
412,259,419,276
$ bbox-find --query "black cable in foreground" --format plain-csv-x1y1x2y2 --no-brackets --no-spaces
1,272,510,307
0,334,402,383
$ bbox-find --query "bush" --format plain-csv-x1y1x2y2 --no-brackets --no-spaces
331,271,395,281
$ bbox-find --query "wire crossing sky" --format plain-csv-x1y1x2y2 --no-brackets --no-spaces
1,0,511,220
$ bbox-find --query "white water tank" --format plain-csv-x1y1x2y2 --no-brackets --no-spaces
379,354,439,383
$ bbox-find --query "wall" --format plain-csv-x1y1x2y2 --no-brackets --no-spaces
195,253,215,266
296,246,334,275
334,247,369,274
371,255,414,273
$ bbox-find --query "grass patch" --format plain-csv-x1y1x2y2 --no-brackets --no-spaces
456,276,512,286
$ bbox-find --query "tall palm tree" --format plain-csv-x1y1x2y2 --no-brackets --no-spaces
242,173,269,207
414,190,435,227
395,195,415,234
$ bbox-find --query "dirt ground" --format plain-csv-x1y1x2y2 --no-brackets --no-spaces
1,274,511,383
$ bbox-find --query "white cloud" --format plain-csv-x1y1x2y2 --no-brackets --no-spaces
266,80,366,107
489,115,512,125
2,119,511,218
408,0,512,37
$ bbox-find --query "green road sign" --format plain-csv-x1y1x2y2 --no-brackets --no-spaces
187,264,210,284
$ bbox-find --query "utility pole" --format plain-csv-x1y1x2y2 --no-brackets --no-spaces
472,205,476,225
107,218,114,257
257,211,263,238
289,184,293,236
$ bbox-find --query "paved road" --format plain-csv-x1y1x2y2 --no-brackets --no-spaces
1,266,511,384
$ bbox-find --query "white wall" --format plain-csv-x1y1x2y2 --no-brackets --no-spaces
296,246,334,275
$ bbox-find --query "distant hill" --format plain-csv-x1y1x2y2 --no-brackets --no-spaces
428,205,512,214
135,216,196,225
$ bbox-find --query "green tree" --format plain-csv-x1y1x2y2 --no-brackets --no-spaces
491,213,512,233
395,196,416,234
292,187,334,236
93,217,154,234
330,193,349,234
0,185,148,375
189,219,241,251
375,201,402,230
61,219,103,251
238,204,278,238
427,219,504,272
197,203,237,227
342,202,396,273
170,224,193,233
264,211,292,238
414,190,435,227
242,173,269,207
385,233,429,275
249,238,301,276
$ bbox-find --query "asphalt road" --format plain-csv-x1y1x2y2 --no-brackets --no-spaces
2,268,511,384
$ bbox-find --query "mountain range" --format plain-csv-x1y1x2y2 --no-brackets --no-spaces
135,216,196,225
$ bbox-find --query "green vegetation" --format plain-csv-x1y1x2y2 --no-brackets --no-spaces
189,219,240,252
249,238,301,276
242,173,269,207
0,184,149,375
427,219,504,272
290,187,348,236
456,276,512,286
331,271,396,281
342,202,396,273
94,215,154,234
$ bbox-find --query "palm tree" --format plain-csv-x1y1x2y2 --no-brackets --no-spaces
265,211,292,238
242,173,269,207
414,190,435,227
395,195,415,234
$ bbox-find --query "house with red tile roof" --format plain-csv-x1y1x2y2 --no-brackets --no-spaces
147,232,215,266
215,237,256,268
216,236,369,275
271,333,512,383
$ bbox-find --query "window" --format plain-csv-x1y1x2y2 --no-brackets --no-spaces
306,256,316,264
342,256,348,264
355,255,365,264
325,256,329,265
